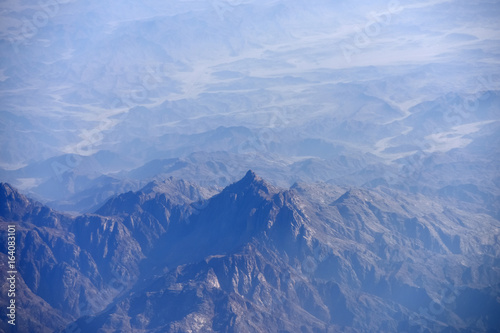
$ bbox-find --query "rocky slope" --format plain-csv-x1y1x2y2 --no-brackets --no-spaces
0,177,212,332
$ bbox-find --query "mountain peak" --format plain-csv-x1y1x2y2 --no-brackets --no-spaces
95,177,217,216
243,169,259,181
142,176,216,203
0,182,16,193
224,170,275,198
333,188,369,205
0,182,37,221
0,182,30,206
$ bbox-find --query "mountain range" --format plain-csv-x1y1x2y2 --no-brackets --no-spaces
1,170,499,332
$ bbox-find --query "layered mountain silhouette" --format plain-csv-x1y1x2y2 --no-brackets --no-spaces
1,171,499,332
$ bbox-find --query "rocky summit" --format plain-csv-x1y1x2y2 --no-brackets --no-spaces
0,171,499,332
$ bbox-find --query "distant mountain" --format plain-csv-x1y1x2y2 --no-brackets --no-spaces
2,170,499,332
2,88,498,217
0,150,139,213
